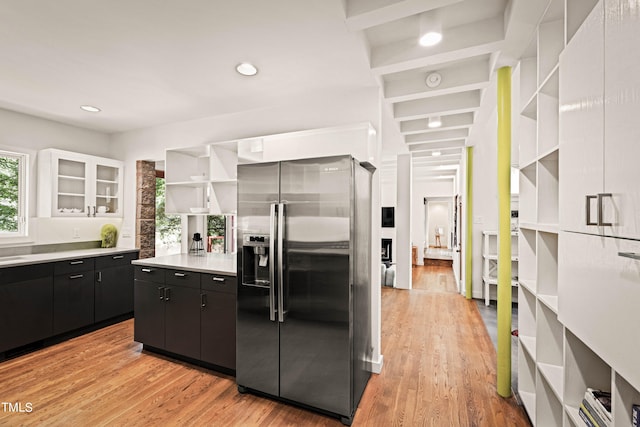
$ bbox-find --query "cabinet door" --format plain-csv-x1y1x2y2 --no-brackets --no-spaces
53,272,95,335
201,290,236,369
133,280,165,349
95,253,137,322
164,285,200,360
93,157,123,216
558,231,640,391
559,1,604,234
0,264,53,353
603,0,640,239
95,265,134,322
52,152,90,217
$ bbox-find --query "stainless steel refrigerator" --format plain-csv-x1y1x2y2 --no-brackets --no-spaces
236,155,373,425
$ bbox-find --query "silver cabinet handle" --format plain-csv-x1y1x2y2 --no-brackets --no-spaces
619,252,640,261
158,286,164,300
96,271,102,282
174,272,186,277
597,193,613,226
92,206,96,217
586,195,597,226
69,274,84,279
70,260,84,265
112,255,124,260
164,288,171,301
212,277,225,282
141,268,152,273
201,293,207,308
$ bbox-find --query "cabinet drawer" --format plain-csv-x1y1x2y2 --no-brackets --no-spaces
166,270,200,289
134,266,165,283
95,251,139,269
201,273,236,294
0,262,53,284
54,258,94,275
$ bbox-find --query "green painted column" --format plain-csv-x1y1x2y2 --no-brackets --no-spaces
465,146,473,300
497,66,512,398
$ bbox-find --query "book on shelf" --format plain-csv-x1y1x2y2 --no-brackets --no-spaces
581,398,609,427
579,404,597,427
632,404,640,427
585,388,612,423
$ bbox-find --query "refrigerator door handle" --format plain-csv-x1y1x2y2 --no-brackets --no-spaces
269,203,277,322
277,202,285,323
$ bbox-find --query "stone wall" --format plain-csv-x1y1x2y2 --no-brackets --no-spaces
136,161,156,259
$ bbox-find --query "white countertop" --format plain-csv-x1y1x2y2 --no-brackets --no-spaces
0,247,139,268
132,253,237,276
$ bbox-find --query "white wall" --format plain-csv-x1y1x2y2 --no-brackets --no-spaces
395,154,412,289
0,108,112,246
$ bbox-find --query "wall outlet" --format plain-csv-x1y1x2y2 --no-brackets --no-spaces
72,228,80,238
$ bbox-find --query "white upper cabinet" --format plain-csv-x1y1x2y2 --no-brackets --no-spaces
560,0,640,239
38,149,123,218
559,0,604,234
603,0,640,240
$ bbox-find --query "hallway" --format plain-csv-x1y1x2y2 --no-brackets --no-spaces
356,265,530,425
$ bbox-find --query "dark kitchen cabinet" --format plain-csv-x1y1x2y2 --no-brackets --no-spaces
134,267,166,349
164,279,201,360
53,258,95,335
134,268,201,360
95,252,138,322
200,273,236,369
0,263,53,353
133,266,237,373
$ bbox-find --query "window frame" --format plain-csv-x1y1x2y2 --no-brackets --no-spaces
0,149,29,239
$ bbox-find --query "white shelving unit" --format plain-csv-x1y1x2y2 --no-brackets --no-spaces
165,142,238,215
481,230,518,306
516,0,640,426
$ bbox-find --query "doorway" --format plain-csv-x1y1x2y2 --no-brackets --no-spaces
424,197,454,262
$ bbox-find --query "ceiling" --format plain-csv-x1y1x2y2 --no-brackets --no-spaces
0,0,549,181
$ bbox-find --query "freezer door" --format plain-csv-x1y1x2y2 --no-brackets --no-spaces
278,156,353,416
236,162,280,396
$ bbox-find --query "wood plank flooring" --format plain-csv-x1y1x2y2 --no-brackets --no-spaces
0,266,529,426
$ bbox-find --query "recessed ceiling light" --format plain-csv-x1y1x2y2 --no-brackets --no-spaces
80,105,101,113
419,32,442,47
432,151,442,157
236,62,258,76
419,11,442,47
428,116,442,128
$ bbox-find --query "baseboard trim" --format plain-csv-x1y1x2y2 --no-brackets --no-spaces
369,354,384,374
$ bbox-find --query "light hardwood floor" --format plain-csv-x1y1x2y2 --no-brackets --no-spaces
0,266,530,426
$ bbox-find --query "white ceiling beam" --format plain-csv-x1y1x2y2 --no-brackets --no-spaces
371,16,504,75
383,58,491,103
400,112,474,134
393,90,480,121
413,160,460,168
345,0,463,31
414,169,457,177
412,153,460,162
408,139,465,152
405,128,469,144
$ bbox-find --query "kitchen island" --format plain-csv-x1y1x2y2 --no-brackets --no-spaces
131,252,237,373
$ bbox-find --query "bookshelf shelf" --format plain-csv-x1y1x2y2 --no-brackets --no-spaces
518,0,640,425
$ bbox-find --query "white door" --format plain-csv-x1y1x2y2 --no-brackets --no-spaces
603,0,640,240
558,1,604,234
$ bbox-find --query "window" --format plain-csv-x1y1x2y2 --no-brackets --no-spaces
0,150,28,237
155,175,181,256
207,214,236,253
